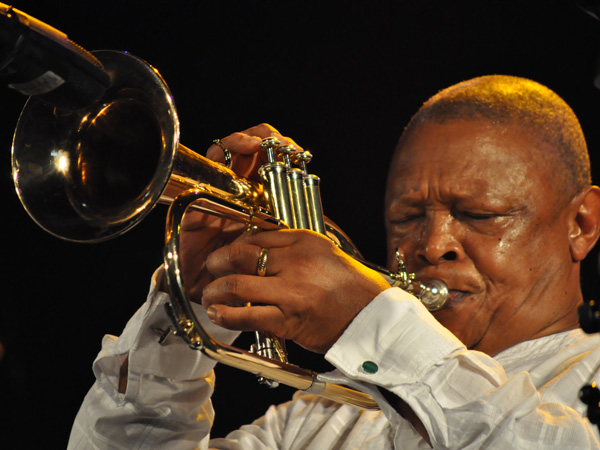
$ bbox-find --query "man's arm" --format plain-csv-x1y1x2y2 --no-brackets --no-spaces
67,268,240,449
323,287,600,449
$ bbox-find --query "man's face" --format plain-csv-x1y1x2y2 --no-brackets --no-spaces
385,119,579,355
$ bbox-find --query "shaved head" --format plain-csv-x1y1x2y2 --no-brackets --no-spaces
398,75,591,201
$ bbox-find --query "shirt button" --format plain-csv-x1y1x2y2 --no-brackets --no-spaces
362,361,379,374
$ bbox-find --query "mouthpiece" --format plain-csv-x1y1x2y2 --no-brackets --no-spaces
409,278,449,311
385,250,449,312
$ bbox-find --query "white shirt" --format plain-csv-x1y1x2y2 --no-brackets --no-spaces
68,269,600,449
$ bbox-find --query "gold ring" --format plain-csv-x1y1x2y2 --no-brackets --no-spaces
257,248,269,277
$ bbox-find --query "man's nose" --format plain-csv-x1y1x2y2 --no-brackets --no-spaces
416,212,463,265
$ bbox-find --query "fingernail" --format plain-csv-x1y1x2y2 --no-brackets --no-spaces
207,306,217,322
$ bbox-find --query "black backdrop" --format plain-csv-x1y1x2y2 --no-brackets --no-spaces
2,1,600,447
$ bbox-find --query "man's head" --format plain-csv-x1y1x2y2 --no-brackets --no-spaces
400,75,591,200
385,75,600,355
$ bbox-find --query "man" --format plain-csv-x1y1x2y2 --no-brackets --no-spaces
68,75,600,449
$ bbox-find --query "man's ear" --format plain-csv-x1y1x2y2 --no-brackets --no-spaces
569,186,600,262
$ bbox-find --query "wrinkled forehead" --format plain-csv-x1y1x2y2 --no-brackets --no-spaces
386,119,559,204
395,118,538,157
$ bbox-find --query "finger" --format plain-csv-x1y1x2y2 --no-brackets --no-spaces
230,153,262,180
242,124,301,147
207,242,283,277
242,123,281,138
206,243,278,278
206,127,278,161
207,124,304,161
243,124,302,149
236,228,323,250
206,134,264,180
206,303,284,332
244,123,303,151
206,133,263,160
180,209,229,232
206,125,305,182
202,274,288,309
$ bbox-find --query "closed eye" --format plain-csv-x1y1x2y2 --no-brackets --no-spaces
389,213,424,225
457,211,500,220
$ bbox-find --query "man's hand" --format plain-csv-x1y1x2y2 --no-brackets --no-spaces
206,123,302,182
201,229,390,353
178,124,303,303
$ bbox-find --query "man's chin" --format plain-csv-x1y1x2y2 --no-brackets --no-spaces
431,292,485,339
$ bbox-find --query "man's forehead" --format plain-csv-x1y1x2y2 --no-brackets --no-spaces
386,119,555,205
388,176,492,200
392,119,543,168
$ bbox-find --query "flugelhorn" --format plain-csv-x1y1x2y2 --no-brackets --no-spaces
11,46,447,409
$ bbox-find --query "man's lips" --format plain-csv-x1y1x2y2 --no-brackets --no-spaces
412,268,483,308
444,289,470,307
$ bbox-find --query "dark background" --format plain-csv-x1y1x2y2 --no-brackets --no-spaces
2,0,600,447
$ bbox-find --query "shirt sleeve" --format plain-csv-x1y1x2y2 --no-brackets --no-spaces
67,267,240,450
323,287,600,449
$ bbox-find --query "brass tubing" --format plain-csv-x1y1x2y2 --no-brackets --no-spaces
287,168,310,229
304,174,326,234
260,162,294,228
